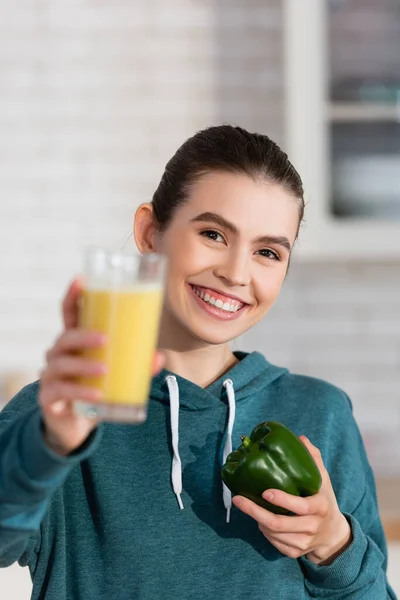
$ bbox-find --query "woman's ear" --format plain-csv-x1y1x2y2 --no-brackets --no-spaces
134,203,159,253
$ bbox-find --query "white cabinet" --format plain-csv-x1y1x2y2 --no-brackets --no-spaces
283,0,400,260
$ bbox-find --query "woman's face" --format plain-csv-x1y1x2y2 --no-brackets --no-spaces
153,171,300,346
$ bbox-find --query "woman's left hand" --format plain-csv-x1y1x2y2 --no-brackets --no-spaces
232,436,352,565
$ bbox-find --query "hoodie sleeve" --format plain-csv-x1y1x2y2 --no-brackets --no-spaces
0,383,103,568
299,392,397,599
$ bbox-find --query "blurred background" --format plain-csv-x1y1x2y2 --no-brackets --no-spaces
0,0,399,596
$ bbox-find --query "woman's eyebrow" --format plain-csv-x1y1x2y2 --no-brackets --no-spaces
191,212,238,234
190,211,292,252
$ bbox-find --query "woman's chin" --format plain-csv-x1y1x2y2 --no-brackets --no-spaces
183,320,244,346
163,302,251,347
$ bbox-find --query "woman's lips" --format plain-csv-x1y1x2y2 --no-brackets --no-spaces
190,284,246,306
187,284,248,321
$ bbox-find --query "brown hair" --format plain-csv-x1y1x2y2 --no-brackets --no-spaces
152,125,304,237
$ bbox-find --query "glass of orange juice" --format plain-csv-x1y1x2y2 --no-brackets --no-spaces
74,247,165,423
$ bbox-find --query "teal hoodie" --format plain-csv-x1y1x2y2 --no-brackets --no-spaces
0,351,397,599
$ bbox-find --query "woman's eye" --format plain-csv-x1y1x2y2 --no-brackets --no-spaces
201,230,224,243
258,248,280,261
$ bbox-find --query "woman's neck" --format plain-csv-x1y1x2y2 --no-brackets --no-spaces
157,308,238,388
161,344,238,388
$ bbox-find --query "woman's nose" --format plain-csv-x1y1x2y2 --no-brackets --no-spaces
213,251,251,287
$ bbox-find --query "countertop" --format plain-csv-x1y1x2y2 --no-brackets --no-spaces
376,478,400,541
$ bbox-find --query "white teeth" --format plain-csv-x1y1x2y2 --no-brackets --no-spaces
192,286,243,313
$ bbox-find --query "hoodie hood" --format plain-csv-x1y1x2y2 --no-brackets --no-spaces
149,351,288,522
150,351,288,410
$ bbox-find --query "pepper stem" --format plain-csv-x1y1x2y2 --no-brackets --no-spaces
240,435,252,450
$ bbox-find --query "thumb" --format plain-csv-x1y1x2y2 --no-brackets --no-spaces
62,277,83,330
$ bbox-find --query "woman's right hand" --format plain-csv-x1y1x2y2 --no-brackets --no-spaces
39,279,165,456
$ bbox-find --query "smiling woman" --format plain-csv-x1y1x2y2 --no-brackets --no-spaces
0,125,397,600
133,126,302,360
134,170,299,353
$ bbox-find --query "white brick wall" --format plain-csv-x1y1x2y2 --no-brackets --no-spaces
0,0,399,475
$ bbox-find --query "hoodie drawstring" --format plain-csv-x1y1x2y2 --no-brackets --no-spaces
166,375,184,510
222,379,236,523
165,375,237,521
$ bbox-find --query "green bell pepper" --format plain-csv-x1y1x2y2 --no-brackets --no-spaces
221,421,322,515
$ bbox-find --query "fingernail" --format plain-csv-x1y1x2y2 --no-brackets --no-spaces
264,491,274,501
233,496,243,507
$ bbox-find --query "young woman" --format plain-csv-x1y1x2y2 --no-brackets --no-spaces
0,126,396,599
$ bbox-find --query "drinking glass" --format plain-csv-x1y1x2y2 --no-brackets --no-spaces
74,247,165,423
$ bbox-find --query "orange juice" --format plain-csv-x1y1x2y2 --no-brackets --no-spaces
79,285,163,405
